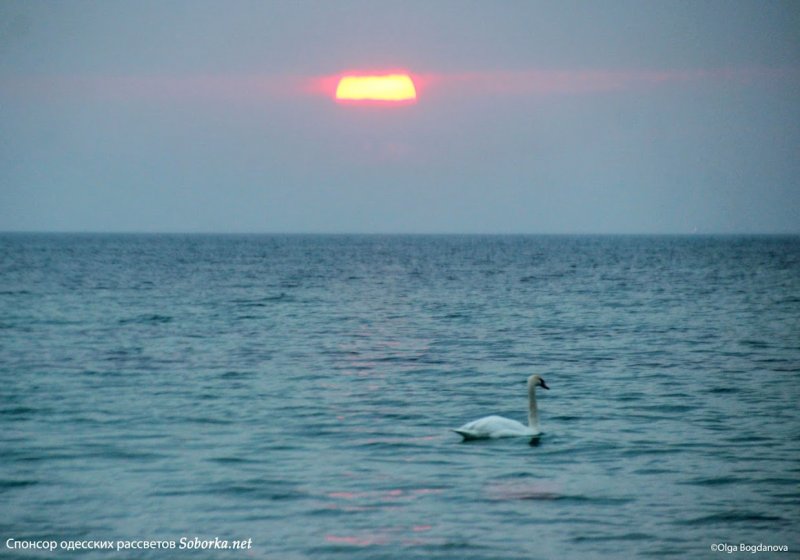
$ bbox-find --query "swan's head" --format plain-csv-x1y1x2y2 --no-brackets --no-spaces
528,375,549,390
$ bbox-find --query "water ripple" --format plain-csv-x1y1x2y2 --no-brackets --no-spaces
2,234,799,559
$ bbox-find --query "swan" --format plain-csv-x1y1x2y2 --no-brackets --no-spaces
453,374,549,440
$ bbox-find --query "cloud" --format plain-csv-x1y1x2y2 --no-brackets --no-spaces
3,66,796,105
417,66,800,98
0,74,306,102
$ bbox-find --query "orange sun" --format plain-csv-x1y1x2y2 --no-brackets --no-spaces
335,73,417,105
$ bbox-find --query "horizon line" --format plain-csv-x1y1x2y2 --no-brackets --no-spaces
2,230,799,237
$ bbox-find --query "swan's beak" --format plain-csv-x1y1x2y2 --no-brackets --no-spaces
540,381,549,390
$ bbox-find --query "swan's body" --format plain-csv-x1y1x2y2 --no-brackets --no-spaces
454,375,549,440
454,415,537,439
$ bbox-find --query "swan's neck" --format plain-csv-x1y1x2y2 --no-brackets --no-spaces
527,385,539,430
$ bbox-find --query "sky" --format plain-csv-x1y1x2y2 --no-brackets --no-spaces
1,0,799,234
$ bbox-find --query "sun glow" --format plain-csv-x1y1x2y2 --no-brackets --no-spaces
335,73,417,104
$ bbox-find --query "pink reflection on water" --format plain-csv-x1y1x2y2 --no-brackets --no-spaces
326,487,444,502
350,434,443,446
319,503,374,512
412,487,443,496
324,524,439,548
319,486,445,514
402,536,447,546
319,492,402,513
324,534,389,546
327,491,359,499
485,480,563,501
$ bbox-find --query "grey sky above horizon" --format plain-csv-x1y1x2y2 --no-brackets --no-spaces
1,0,799,234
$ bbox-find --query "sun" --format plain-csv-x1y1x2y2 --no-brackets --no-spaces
335,73,417,105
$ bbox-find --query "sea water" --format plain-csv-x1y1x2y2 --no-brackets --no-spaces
1,234,799,559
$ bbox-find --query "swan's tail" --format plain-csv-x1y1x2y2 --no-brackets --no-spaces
452,429,479,441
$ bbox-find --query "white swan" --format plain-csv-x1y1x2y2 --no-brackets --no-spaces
453,374,549,440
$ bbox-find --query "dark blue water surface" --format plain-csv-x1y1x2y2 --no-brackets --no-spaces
1,234,799,559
